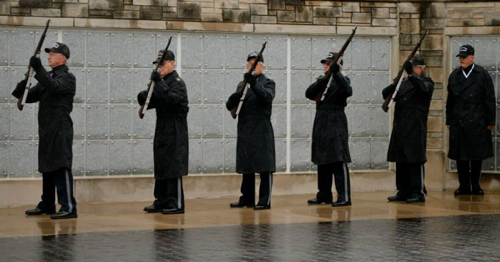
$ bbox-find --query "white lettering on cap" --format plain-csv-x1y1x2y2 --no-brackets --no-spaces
53,43,60,49
459,46,468,52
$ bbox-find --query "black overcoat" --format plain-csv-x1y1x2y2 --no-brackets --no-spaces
446,64,496,161
305,72,352,165
226,74,276,174
382,74,434,163
140,70,189,179
12,65,76,173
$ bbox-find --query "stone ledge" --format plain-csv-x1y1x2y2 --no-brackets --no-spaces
0,15,74,27
75,17,166,29
337,25,397,35
166,21,253,32
255,23,336,34
445,26,500,35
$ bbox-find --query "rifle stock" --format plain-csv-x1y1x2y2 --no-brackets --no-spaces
17,19,50,111
139,36,173,119
315,27,357,103
231,42,267,119
382,29,428,113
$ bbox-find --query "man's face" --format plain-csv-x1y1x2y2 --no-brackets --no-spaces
322,60,342,74
246,58,264,75
159,60,175,77
459,55,474,69
413,66,424,76
47,52,66,68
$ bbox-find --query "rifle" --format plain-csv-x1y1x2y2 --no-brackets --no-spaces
316,27,357,103
17,19,50,111
139,36,173,119
231,42,267,119
382,29,428,113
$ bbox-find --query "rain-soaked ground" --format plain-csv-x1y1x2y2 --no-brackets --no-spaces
1,192,500,261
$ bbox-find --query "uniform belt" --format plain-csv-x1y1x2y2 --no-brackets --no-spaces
156,112,187,118
317,105,345,111
239,113,271,119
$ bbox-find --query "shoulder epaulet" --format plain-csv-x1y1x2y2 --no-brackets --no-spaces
175,77,181,82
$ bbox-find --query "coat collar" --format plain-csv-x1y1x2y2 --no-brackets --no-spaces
50,64,68,76
163,70,179,85
451,63,481,95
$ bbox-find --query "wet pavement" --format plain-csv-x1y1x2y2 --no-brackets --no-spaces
1,192,500,261
1,214,500,261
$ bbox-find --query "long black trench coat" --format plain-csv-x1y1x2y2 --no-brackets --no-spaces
12,65,76,173
139,70,189,179
226,74,276,174
382,74,434,163
446,64,496,161
305,72,352,165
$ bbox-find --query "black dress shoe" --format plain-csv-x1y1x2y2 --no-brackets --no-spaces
454,189,471,195
472,189,484,195
307,198,333,205
50,211,78,219
387,195,407,202
406,198,425,203
332,201,351,207
230,202,254,208
254,205,271,210
143,204,163,213
25,207,56,216
162,208,185,215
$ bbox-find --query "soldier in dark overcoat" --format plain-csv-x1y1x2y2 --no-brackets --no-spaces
382,55,434,203
12,42,78,219
138,50,189,214
446,45,496,195
305,52,353,207
226,52,276,210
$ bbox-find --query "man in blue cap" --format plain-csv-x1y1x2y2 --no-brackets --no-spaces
226,51,276,210
12,42,78,219
446,45,496,196
383,54,434,203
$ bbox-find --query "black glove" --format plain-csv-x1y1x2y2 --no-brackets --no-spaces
403,60,413,75
151,70,162,83
329,62,340,74
16,79,28,91
29,56,43,73
228,92,242,105
244,73,256,87
386,84,396,93
137,90,148,106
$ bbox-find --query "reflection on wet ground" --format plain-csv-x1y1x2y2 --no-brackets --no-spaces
1,192,500,261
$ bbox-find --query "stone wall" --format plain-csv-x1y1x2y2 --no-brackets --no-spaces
0,0,399,27
2,0,500,192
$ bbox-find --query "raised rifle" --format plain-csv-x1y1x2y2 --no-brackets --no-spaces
316,27,357,103
231,42,267,119
382,29,428,113
139,36,173,119
17,19,50,111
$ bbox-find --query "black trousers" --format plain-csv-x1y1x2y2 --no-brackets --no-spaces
153,177,185,210
239,172,273,206
316,162,351,202
395,162,427,199
37,168,77,213
456,160,483,192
